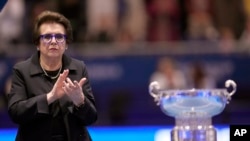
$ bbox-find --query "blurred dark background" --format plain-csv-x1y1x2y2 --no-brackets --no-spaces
0,0,250,128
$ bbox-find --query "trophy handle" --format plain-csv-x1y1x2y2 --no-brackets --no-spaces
225,79,237,97
149,81,161,105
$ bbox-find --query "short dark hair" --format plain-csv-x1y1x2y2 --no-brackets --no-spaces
32,10,73,45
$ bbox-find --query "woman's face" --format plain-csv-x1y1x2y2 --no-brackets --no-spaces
38,22,67,59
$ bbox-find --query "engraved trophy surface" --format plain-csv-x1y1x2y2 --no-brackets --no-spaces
149,80,237,141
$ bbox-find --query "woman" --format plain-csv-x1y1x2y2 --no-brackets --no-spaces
7,10,97,141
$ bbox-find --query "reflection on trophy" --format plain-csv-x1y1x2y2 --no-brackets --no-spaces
149,80,237,141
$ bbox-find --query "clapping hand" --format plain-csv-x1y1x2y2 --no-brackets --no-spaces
47,69,69,104
63,77,86,106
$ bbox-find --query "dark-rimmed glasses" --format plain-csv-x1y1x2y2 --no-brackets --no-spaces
40,33,66,43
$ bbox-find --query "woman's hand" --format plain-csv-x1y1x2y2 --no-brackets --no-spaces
63,77,86,106
47,69,69,104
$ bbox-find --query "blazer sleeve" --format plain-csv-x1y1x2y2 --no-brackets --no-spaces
72,61,98,125
7,64,50,124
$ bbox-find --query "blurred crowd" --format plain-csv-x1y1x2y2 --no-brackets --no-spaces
0,0,250,52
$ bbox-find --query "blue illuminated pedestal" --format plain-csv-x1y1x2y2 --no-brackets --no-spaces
0,126,229,141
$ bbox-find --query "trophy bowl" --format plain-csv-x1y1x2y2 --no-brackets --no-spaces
159,89,230,118
149,80,237,141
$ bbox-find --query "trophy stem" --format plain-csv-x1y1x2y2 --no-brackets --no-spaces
176,117,211,128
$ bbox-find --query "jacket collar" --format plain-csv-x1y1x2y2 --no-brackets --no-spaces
29,51,78,76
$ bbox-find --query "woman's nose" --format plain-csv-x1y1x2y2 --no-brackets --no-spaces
51,36,57,43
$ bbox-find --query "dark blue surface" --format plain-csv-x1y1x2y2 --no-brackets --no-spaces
0,0,7,11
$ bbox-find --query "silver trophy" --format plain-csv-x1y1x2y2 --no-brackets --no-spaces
149,80,237,141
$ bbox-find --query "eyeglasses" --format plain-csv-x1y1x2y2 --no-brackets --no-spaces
40,33,66,43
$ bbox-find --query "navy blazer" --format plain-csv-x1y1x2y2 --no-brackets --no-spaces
8,52,98,141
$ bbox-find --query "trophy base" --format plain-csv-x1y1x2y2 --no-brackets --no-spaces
171,125,217,141
171,117,216,141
